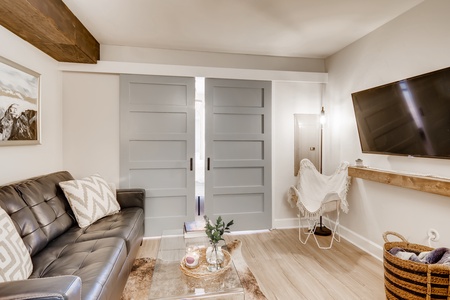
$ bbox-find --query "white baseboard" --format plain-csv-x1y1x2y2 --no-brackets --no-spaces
273,217,298,229
338,225,383,261
273,217,383,261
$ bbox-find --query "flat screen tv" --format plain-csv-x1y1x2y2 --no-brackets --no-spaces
351,67,450,159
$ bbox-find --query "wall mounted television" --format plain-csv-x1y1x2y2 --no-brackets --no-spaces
351,67,450,159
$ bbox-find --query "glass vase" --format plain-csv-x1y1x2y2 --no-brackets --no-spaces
206,243,224,272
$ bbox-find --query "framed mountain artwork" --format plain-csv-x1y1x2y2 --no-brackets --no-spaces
0,56,40,146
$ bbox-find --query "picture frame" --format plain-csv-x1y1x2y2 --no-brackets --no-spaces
0,56,40,146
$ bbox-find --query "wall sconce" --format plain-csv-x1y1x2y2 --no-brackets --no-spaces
319,106,325,173
319,106,326,125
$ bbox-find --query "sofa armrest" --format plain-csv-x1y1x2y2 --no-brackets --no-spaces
0,275,81,300
116,188,145,209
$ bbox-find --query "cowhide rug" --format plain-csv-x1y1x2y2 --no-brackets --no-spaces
121,239,267,300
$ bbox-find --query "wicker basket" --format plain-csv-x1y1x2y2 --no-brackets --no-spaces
383,231,450,300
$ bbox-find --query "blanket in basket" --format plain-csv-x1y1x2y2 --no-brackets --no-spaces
389,247,450,265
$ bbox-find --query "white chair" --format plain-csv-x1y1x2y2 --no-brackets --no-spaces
288,158,351,249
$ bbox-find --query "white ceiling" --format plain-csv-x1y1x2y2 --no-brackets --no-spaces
63,0,424,59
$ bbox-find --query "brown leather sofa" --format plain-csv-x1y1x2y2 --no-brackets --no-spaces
0,171,145,300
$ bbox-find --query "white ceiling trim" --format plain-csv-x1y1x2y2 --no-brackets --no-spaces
59,60,328,83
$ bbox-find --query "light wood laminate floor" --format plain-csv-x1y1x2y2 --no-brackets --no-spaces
138,228,385,300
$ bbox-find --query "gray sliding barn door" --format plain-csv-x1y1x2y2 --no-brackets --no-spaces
204,78,272,231
120,75,195,236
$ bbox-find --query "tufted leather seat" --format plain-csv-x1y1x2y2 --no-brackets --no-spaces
31,238,127,300
0,171,145,300
51,207,143,254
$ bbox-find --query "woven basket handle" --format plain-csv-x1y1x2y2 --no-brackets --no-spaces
383,231,408,243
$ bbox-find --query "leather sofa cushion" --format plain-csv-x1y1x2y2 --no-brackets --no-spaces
1,171,75,256
0,185,46,256
48,207,144,254
30,237,127,300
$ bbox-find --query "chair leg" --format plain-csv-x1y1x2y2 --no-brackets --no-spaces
298,214,316,244
312,205,341,250
298,202,342,249
312,221,335,249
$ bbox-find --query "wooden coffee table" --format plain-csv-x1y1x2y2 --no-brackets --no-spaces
148,229,244,299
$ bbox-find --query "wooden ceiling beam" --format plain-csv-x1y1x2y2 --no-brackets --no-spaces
0,0,99,63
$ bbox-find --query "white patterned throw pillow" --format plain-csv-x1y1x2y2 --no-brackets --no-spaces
59,174,121,228
0,207,33,282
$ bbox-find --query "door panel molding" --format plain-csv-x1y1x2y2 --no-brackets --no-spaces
205,78,272,231
120,74,195,236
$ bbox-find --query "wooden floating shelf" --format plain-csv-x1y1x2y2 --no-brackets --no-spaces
348,166,450,198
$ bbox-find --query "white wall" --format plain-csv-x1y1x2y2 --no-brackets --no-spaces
325,0,450,258
62,73,120,184
0,26,63,184
272,81,324,228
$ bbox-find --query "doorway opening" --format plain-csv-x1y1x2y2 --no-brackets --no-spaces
195,77,205,218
